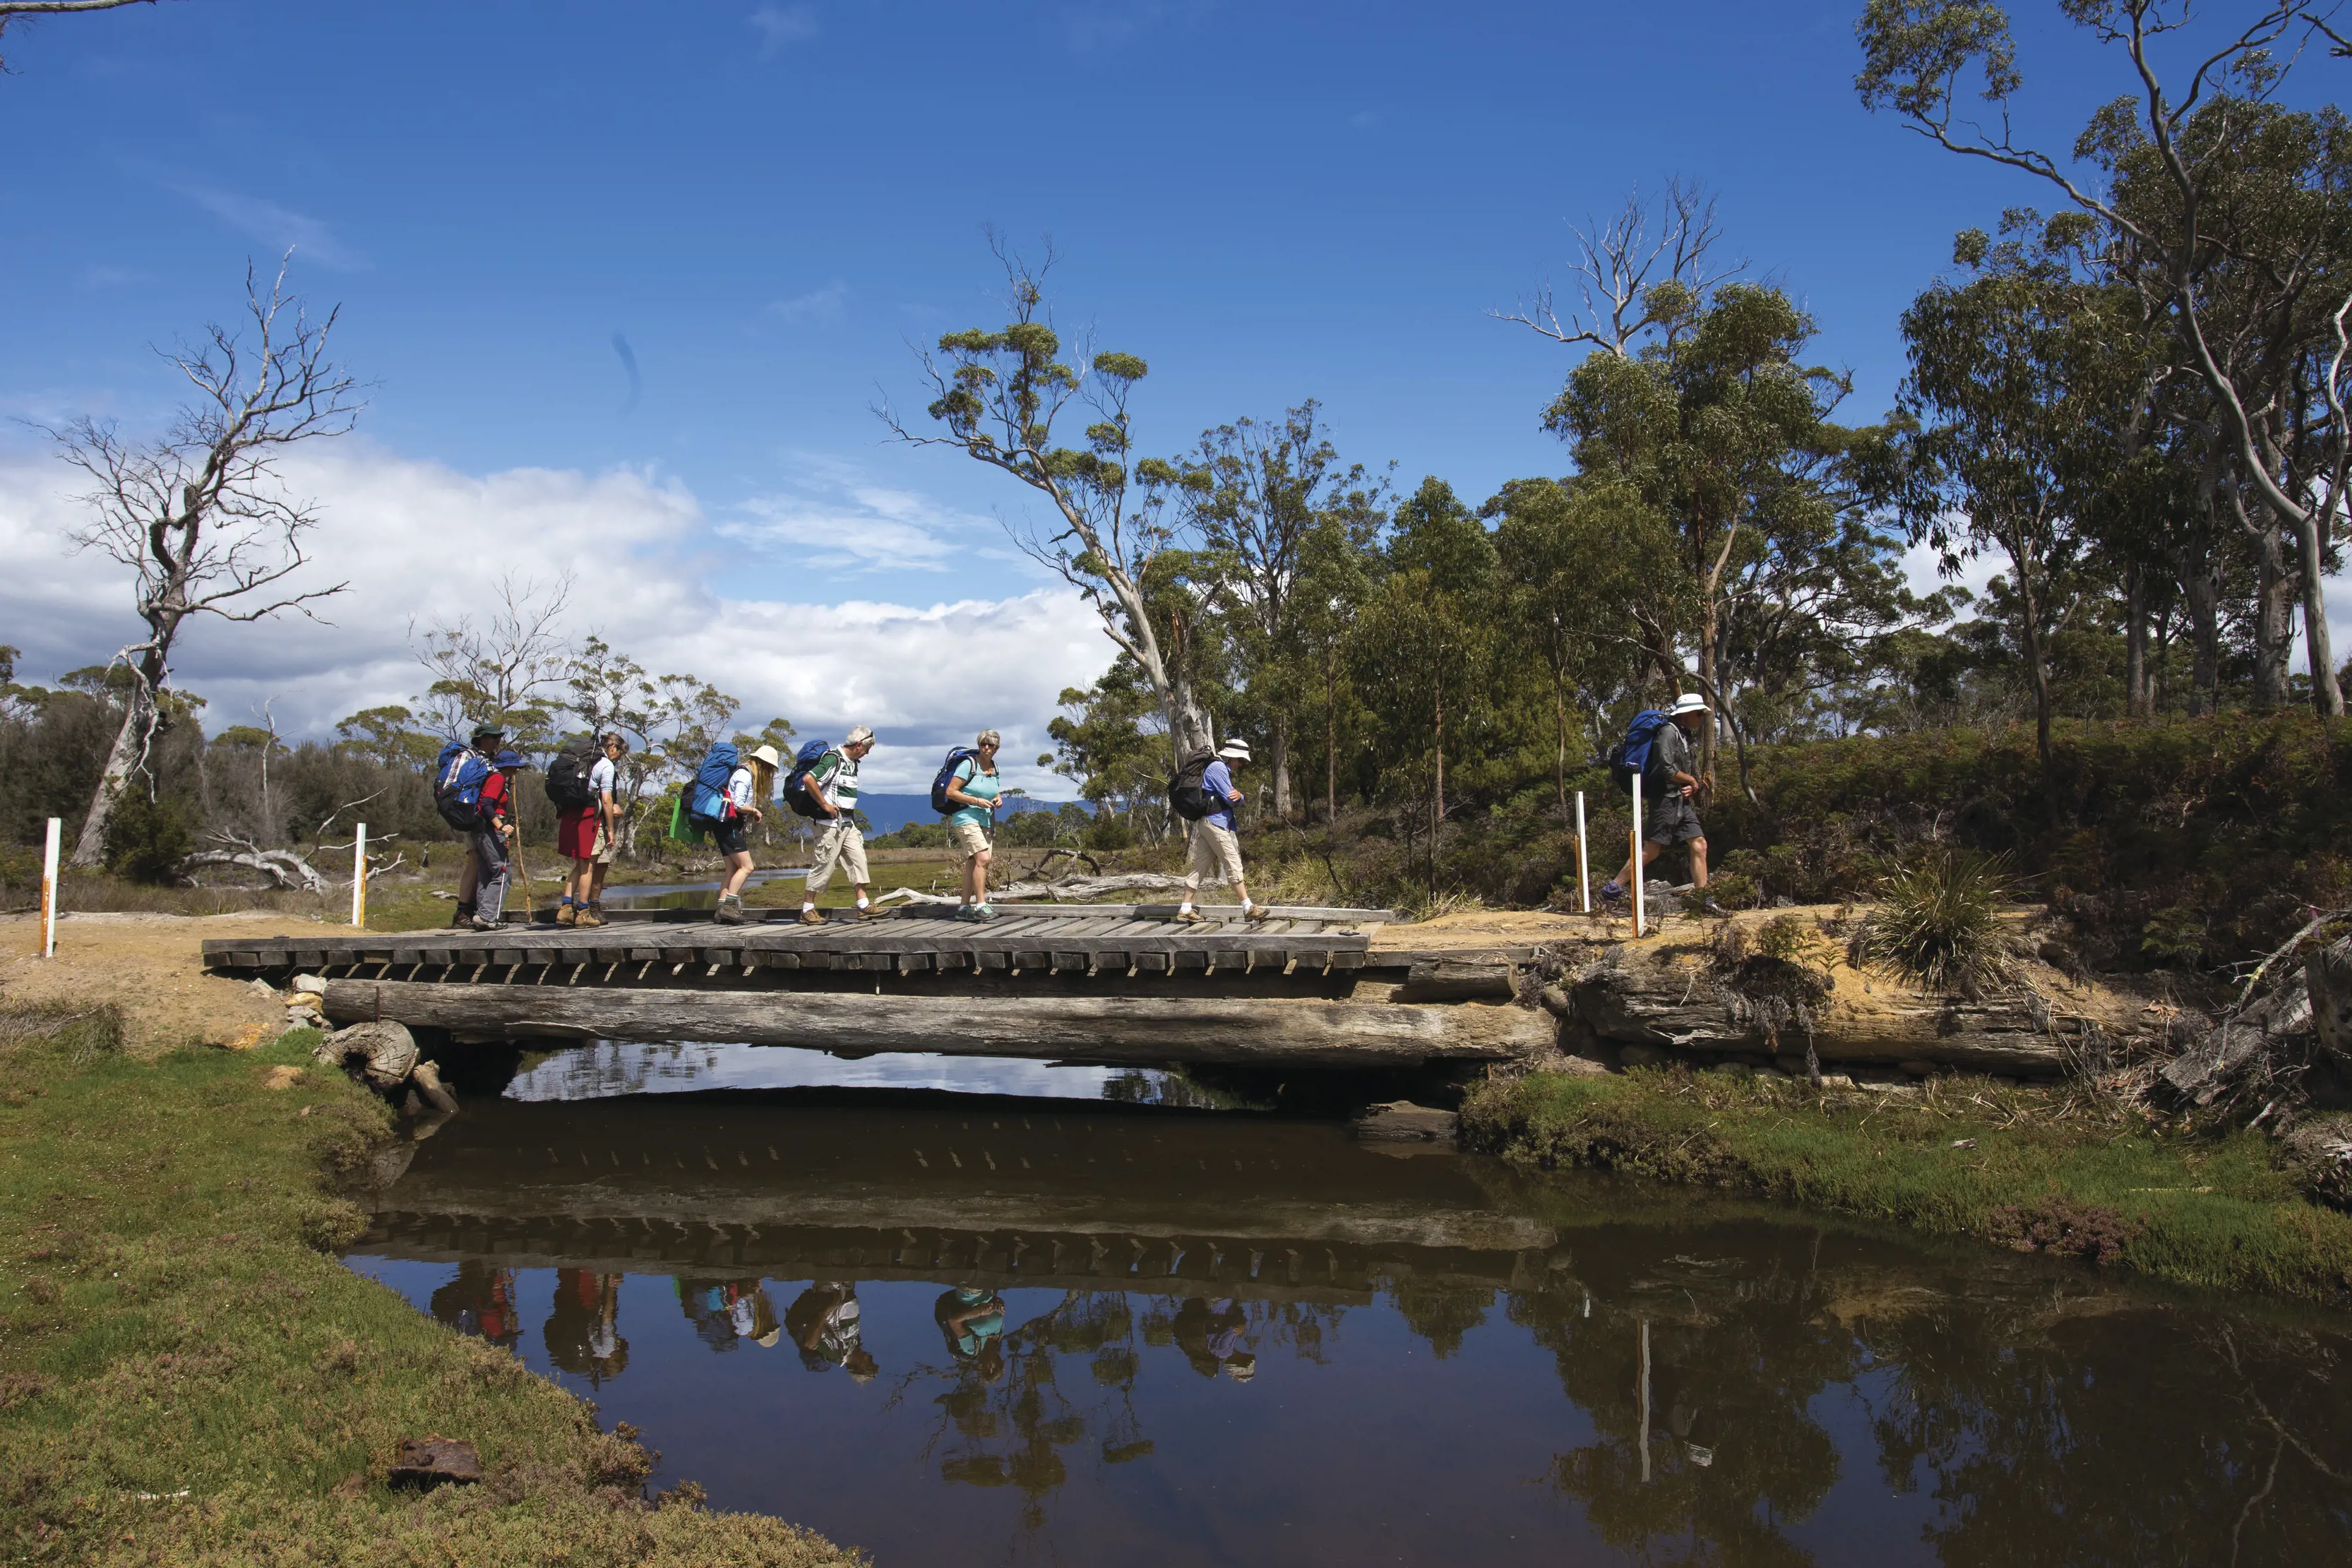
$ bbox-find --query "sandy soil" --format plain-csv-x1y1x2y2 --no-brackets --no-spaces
0,909,329,1052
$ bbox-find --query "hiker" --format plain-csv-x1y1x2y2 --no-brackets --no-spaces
939,729,1006,921
443,722,506,928
693,743,780,926
464,748,529,933
1601,693,1720,914
555,731,628,928
1177,738,1269,923
798,726,877,924
933,1286,1007,1380
785,1281,877,1379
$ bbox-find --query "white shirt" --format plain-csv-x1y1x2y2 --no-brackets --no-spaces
588,756,616,801
725,765,757,811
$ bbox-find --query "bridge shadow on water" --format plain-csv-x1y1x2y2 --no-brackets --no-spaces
345,1042,2352,1567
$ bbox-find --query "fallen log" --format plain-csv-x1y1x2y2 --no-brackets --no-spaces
320,981,1555,1067
1568,935,2113,1077
1397,959,1517,1003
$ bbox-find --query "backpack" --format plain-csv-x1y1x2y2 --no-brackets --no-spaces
929,747,980,815
432,742,494,832
1166,751,1217,822
544,738,599,810
667,788,705,845
1606,711,1676,797
781,738,834,820
686,743,740,823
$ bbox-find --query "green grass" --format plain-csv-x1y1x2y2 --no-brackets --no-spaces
1464,1067,2352,1306
0,1007,859,1566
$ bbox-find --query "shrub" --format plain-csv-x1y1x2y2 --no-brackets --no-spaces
1849,849,2018,998
102,788,192,883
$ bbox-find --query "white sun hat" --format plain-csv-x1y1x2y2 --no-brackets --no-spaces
1669,693,1710,717
1217,738,1253,762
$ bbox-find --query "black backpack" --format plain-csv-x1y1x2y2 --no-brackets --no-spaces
1166,751,1217,822
782,738,834,820
544,738,599,810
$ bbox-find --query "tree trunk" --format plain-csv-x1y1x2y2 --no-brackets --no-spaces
2183,562,2222,717
1323,648,1339,828
69,659,162,869
2007,524,2057,817
1695,595,1720,783
2252,521,2296,712
2125,560,2151,719
2294,508,2345,717
1270,715,1293,822
1552,673,1569,818
1431,682,1445,846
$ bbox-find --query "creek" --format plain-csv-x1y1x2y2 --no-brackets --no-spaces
347,1043,2352,1566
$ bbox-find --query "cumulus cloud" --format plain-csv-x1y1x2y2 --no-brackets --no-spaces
724,457,997,574
0,443,1110,794
176,187,365,270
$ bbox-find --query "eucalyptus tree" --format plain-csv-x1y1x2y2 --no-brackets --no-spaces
0,0,153,68
1289,484,1385,826
50,261,358,868
885,239,1212,758
1857,0,2352,714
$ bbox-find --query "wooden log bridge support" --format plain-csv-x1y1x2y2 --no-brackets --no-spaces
203,904,1553,1068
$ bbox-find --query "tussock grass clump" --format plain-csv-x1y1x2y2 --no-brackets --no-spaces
1850,849,2019,998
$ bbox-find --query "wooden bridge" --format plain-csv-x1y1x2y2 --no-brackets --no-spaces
201,903,1561,1068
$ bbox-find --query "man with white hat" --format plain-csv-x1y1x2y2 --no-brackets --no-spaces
1601,693,1721,914
1176,737,1271,923
799,725,879,924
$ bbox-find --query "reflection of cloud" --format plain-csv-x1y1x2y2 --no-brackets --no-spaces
748,3,820,53
0,442,1106,793
177,187,364,270
768,282,847,323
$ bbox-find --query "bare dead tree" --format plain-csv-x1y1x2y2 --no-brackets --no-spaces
50,257,358,868
1488,178,1743,357
410,571,575,744
0,0,156,70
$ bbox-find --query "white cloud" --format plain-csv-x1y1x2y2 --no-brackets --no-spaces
766,281,847,323
0,443,1111,794
1057,1,1214,53
176,187,365,270
724,458,996,574
747,4,820,54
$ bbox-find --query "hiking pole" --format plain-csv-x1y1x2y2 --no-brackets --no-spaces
1630,777,1644,939
39,817,59,959
1575,791,1589,913
350,822,368,927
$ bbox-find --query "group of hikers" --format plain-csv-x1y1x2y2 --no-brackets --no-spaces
429,722,1273,931
428,690,1718,932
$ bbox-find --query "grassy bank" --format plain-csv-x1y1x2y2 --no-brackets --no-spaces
0,1006,858,1566
1464,1067,2352,1307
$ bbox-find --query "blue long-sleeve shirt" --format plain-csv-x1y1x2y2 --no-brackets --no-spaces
1200,759,1239,831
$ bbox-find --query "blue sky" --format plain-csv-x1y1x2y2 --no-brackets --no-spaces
1,0,2314,786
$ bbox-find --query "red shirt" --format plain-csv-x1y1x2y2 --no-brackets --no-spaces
478,768,511,825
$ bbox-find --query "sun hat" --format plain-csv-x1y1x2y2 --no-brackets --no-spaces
1218,738,1253,762
1669,693,1710,717
844,725,876,748
492,749,528,768
470,722,506,742
748,743,783,770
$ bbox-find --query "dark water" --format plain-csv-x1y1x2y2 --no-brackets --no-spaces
348,1046,2352,1567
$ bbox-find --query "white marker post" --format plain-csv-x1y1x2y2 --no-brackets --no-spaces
39,816,61,959
350,822,368,928
1630,777,1645,939
1575,790,1589,913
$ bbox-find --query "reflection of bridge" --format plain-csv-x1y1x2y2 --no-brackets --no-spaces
357,1089,1563,1302
201,904,1559,1067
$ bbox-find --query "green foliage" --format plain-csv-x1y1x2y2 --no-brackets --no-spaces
101,787,191,883
1851,850,2018,997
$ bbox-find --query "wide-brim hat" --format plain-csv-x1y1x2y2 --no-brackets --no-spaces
1670,693,1710,717
493,749,529,768
747,744,783,769
1217,738,1253,762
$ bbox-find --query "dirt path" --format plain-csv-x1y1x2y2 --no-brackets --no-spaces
0,909,330,1053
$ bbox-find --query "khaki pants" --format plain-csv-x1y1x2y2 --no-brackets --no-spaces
1184,820,1246,892
806,818,868,894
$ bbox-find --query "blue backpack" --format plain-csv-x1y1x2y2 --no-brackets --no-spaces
432,742,494,831
1607,711,1674,796
686,743,740,822
929,746,980,815
781,738,833,820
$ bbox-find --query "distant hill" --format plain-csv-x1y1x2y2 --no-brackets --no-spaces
855,792,1068,835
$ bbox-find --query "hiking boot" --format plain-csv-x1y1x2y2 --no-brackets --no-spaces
555,903,578,927
1243,904,1275,921
952,904,978,921
1175,908,1205,924
449,903,476,929
712,894,748,926
853,905,885,921
1598,882,1626,905
798,907,826,926
969,902,998,922
469,915,502,933
575,905,603,928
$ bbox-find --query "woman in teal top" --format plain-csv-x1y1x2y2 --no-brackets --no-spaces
942,729,1005,921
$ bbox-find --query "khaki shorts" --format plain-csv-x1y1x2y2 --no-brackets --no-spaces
807,818,869,893
592,819,619,865
1185,820,1246,889
949,820,992,863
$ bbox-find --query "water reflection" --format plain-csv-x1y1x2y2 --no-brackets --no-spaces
504,1038,1211,1105
350,1084,2352,1567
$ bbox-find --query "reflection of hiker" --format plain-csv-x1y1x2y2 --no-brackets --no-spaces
675,1277,779,1351
556,732,628,928
544,1267,630,1384
938,731,1006,923
1173,1296,1256,1380
429,1261,523,1351
934,1286,1007,1380
1601,695,1721,916
786,1281,878,1380
1176,739,1268,923
797,727,878,924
